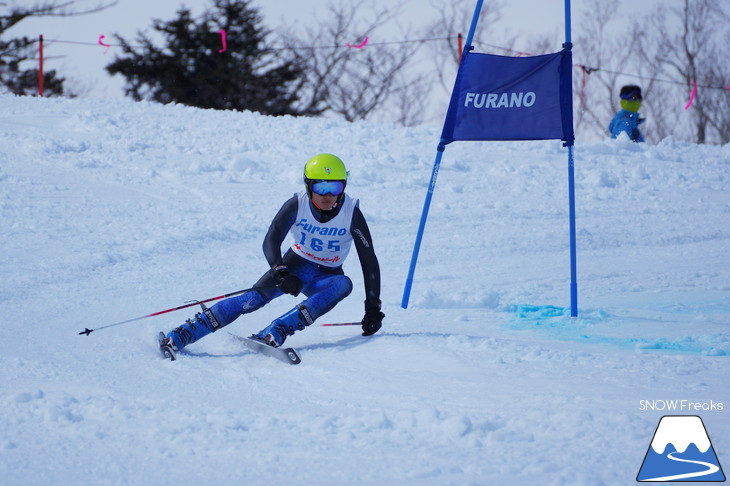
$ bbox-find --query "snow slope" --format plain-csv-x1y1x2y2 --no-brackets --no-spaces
0,95,728,485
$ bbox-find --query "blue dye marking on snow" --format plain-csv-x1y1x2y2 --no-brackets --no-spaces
505,304,729,356
506,304,608,329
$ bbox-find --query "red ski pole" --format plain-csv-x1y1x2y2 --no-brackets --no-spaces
78,286,274,336
319,322,360,327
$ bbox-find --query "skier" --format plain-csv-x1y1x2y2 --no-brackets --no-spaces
158,154,384,357
608,84,645,142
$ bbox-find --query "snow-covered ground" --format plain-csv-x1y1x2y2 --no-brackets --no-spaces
1,95,728,485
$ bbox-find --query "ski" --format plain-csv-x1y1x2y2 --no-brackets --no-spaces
230,333,302,365
158,331,176,361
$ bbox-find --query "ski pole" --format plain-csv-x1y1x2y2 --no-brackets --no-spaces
319,322,360,327
78,286,275,336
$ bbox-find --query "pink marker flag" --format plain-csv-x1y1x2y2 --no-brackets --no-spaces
218,29,227,53
345,36,368,49
98,34,111,54
684,80,697,110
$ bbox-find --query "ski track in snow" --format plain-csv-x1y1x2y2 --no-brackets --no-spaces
0,95,728,485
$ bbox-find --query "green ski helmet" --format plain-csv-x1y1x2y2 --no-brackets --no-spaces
303,154,348,203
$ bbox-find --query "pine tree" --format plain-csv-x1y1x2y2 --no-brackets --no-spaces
106,0,310,115
0,4,69,96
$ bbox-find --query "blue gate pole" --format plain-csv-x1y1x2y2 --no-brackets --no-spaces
401,144,445,308
565,0,578,317
568,145,578,317
401,0,484,309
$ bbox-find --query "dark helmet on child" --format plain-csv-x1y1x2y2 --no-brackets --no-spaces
619,85,642,112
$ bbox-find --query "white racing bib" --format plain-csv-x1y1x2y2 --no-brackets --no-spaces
289,191,357,267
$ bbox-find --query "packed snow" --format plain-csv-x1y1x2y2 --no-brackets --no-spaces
0,94,728,486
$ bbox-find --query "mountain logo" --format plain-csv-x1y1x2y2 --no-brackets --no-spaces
637,415,726,482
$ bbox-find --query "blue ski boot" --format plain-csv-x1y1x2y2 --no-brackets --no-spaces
166,303,222,352
254,304,314,348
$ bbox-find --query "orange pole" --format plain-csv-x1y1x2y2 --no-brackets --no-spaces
457,33,463,63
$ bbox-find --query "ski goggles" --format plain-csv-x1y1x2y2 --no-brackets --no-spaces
310,180,346,196
620,90,642,101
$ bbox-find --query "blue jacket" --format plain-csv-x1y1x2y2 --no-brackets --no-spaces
608,109,645,142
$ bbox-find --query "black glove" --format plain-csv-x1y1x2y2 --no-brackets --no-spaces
361,298,384,336
272,265,302,296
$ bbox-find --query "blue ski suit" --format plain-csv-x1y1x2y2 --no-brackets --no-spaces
608,109,645,142
166,191,381,350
